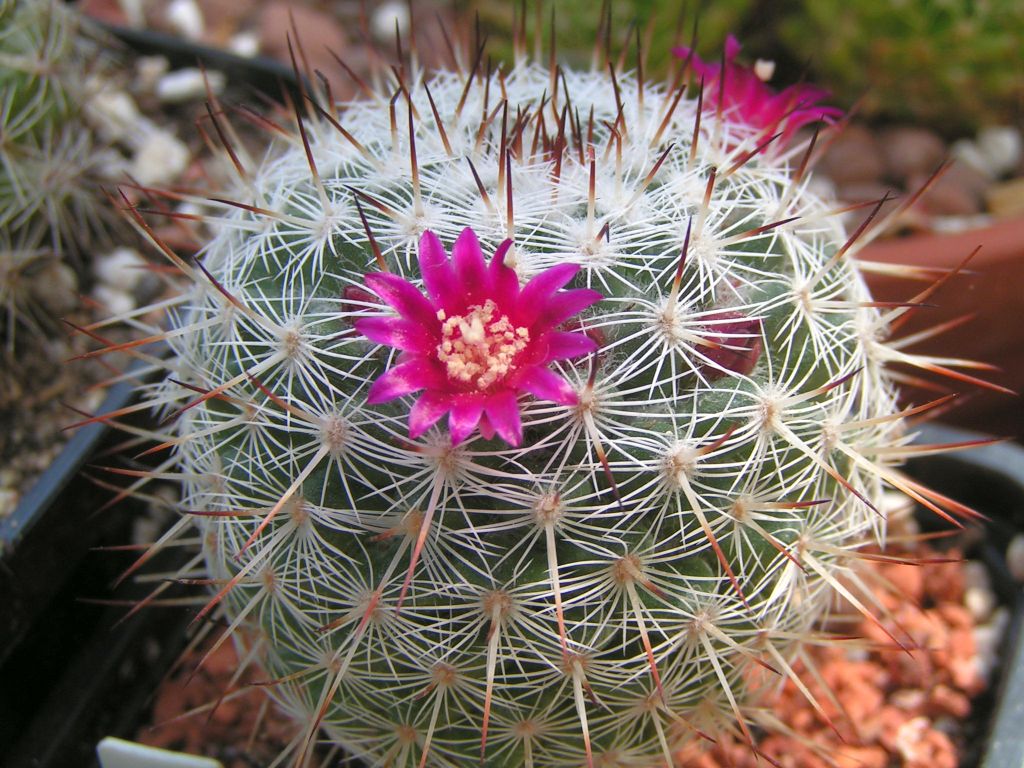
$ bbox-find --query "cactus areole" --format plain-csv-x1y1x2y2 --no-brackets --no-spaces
127,26,980,768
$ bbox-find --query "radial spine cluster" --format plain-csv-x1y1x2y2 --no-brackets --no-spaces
130,30,957,768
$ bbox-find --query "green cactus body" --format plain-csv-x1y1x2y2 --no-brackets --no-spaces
150,52,912,767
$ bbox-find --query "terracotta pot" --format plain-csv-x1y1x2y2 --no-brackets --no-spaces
858,216,1024,440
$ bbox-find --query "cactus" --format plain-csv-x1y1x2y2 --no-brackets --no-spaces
115,18,990,768
0,0,123,347
0,0,123,250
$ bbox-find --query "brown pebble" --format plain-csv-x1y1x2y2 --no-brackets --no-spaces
928,683,970,718
260,3,350,87
923,553,967,604
834,745,888,768
879,126,947,182
986,177,1024,218
197,0,259,46
818,124,887,186
882,562,925,604
835,181,895,205
77,0,128,24
908,162,992,217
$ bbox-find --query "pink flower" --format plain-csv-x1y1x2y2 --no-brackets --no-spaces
355,228,602,446
673,35,843,146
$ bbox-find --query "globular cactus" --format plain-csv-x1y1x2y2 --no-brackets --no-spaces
118,17,986,768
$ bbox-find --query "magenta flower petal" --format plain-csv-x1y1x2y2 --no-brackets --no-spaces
477,413,496,440
364,272,438,328
452,227,488,302
366,359,444,404
354,317,436,353
408,390,450,438
543,331,599,361
672,34,842,147
418,230,459,309
516,366,577,405
357,229,603,445
724,34,741,62
488,240,519,307
538,288,603,327
484,390,522,446
516,264,581,325
448,397,486,445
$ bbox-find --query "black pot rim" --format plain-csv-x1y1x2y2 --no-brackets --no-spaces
912,424,1024,768
0,374,137,554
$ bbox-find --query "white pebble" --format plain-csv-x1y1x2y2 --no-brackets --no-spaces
964,586,995,621
0,488,18,518
132,514,162,546
962,560,991,592
156,68,224,103
83,88,141,144
891,688,926,710
977,126,1022,177
135,56,170,93
951,138,996,178
229,32,260,58
371,1,410,41
92,285,136,318
881,490,915,518
973,607,1009,683
929,213,993,233
1007,533,1024,583
118,0,146,28
845,646,870,662
130,130,190,186
94,247,146,293
894,717,931,763
165,0,204,41
753,59,776,83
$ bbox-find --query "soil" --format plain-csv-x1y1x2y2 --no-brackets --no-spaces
676,542,1005,768
0,320,108,517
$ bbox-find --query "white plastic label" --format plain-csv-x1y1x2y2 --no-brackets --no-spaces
96,737,223,768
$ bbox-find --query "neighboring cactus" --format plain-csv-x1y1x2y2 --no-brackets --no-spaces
115,19,989,768
0,0,122,346
0,0,122,250
779,0,1024,134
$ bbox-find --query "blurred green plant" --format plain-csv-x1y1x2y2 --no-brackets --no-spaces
471,0,1022,135
780,0,1024,134
472,0,754,74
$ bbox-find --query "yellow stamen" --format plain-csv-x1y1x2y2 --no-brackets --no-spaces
436,300,529,389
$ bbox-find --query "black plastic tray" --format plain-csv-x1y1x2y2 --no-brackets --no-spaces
0,375,140,663
908,425,1024,768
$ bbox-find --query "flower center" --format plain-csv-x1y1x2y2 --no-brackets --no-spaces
436,299,529,390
